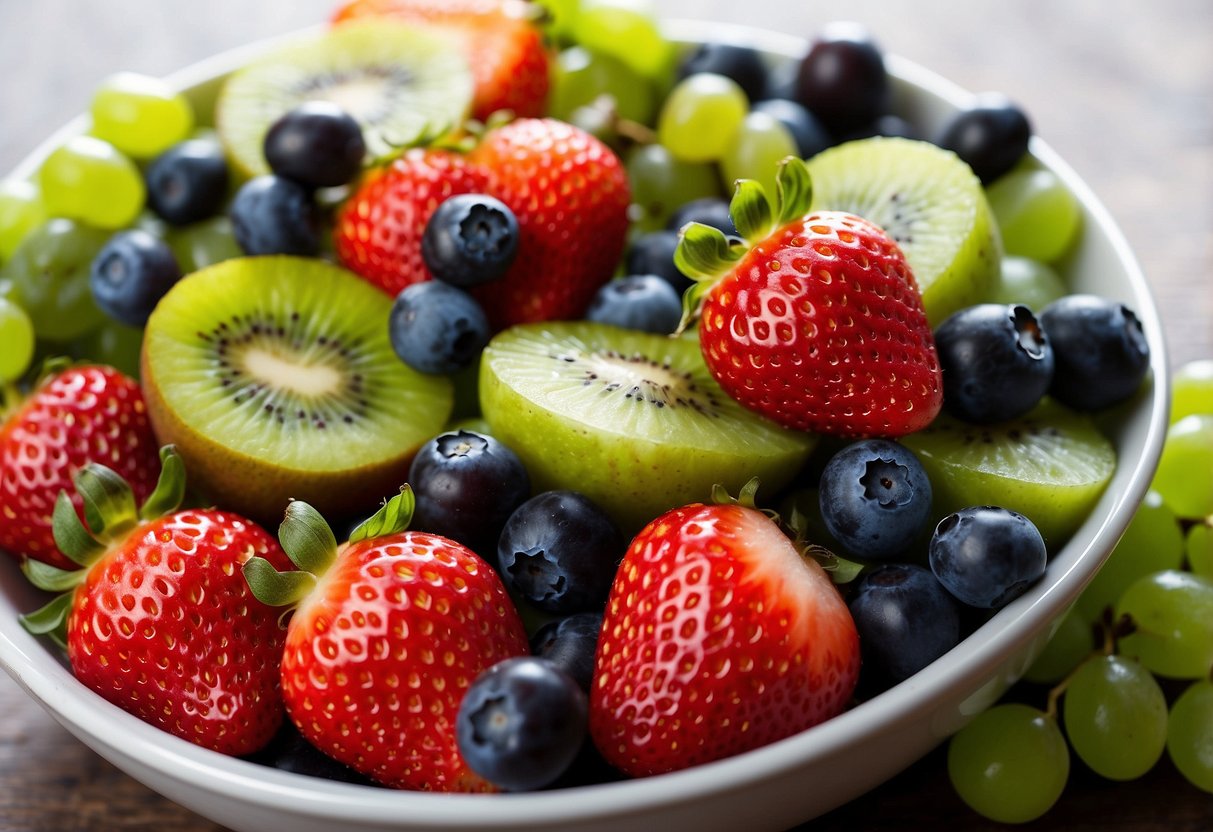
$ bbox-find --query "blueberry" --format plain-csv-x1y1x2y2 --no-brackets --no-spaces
89,229,182,327
934,93,1031,184
666,197,737,237
818,439,933,560
585,275,682,334
498,491,622,614
409,430,530,556
530,611,603,692
421,194,519,288
752,99,831,158
1040,294,1150,411
144,138,229,225
626,230,691,293
263,101,366,189
456,657,588,792
836,113,921,143
795,22,889,134
677,43,769,102
929,506,1047,609
848,563,960,685
935,303,1054,423
244,722,377,786
229,175,319,256
389,281,490,375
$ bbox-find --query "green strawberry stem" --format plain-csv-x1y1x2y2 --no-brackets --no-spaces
75,464,138,538
278,501,339,575
138,445,187,521
350,485,415,543
50,492,105,567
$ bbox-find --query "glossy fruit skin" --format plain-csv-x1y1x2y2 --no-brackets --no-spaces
752,98,831,159
666,197,737,237
530,611,603,693
229,175,319,256
144,138,230,225
263,101,366,189
676,43,769,102
421,194,519,288
467,119,630,330
934,303,1054,423
585,275,682,335
795,23,889,134
68,509,290,756
1040,294,1150,411
89,229,182,327
0,366,159,569
626,230,691,293
698,211,942,437
929,505,1047,609
591,502,859,777
389,281,490,374
281,529,530,790
818,439,933,560
497,490,623,614
934,93,1032,184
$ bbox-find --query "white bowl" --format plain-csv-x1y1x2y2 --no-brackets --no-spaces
0,19,1169,832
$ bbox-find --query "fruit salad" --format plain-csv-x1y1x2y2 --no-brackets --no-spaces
0,0,1202,825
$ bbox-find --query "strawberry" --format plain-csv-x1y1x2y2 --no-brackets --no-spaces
243,488,530,791
333,148,490,297
468,118,631,329
590,496,860,778
677,159,943,438
0,363,160,569
331,0,551,121
19,447,290,756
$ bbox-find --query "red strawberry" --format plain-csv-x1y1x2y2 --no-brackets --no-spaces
19,447,290,756
331,0,551,121
678,160,943,437
468,118,631,329
590,499,860,778
333,148,490,296
0,364,160,569
243,490,529,791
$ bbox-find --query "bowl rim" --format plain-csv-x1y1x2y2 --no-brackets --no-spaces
0,16,1171,829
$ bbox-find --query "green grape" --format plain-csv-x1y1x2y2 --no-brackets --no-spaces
987,255,1067,310
91,72,195,159
1061,654,1167,780
1167,679,1213,793
1116,570,1213,679
0,297,36,382
1024,607,1094,684
985,168,1083,263
947,703,1069,823
1150,415,1213,518
1172,359,1213,423
573,0,675,83
1076,490,1185,621
0,179,47,262
38,136,146,230
532,0,581,44
551,46,656,125
657,73,749,163
0,219,110,342
1187,522,1212,579
72,322,144,379
625,143,722,232
721,111,798,200
165,216,242,273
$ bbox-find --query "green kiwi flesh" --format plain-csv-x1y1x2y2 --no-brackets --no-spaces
902,398,1116,549
806,137,1002,325
479,322,816,534
141,256,453,522
216,22,474,177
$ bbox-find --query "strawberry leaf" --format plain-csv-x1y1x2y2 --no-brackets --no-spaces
21,558,87,593
138,445,186,521
242,556,317,609
278,501,338,575
349,485,415,544
74,462,137,539
674,222,745,281
775,157,814,227
19,591,74,648
729,179,774,244
51,491,105,567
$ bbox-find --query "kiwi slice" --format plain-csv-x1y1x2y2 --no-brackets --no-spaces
216,22,474,177
479,322,815,533
902,399,1116,549
806,137,1002,325
142,256,453,523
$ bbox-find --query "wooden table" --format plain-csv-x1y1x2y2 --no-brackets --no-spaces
1,1,1210,829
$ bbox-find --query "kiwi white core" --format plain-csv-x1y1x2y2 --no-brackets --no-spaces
242,347,342,398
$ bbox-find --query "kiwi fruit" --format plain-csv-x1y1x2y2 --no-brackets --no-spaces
141,256,453,523
805,136,1002,325
479,322,815,533
216,22,474,177
902,398,1116,549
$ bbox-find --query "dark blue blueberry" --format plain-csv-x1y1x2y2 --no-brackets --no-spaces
229,175,319,256
409,430,530,556
244,721,377,786
626,230,691,294
935,303,1054,423
144,138,229,225
530,611,603,692
848,563,960,686
389,281,489,375
89,229,182,327
818,439,932,560
498,490,622,614
666,197,737,237
752,99,831,159
677,43,769,102
421,194,519,288
263,101,366,189
795,22,889,134
835,113,921,144
456,657,588,792
934,93,1031,184
928,505,1047,609
1040,294,1150,411
585,275,682,334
